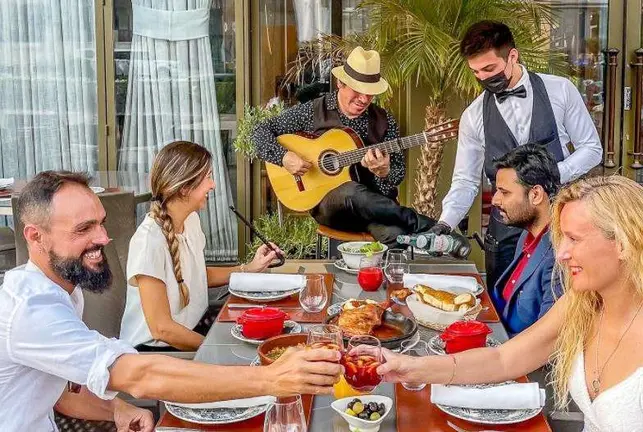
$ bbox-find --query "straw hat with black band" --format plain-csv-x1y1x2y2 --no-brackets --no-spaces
331,46,389,96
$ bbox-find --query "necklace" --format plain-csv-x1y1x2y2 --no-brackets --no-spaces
591,300,643,396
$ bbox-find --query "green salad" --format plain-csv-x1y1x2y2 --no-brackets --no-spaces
342,241,384,256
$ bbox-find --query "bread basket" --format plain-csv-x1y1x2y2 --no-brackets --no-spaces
406,293,482,331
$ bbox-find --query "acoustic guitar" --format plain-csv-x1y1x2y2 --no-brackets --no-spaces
265,120,459,212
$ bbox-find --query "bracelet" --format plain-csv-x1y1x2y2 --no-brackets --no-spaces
446,355,457,386
239,264,246,273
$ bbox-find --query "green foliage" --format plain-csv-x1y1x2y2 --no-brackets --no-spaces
283,0,570,106
245,213,326,261
233,103,284,161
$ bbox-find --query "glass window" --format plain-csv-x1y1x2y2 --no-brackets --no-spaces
113,0,238,262
0,0,99,177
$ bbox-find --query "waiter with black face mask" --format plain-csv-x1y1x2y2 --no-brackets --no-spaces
428,21,602,289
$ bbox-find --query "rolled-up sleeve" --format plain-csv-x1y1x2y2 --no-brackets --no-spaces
7,292,136,400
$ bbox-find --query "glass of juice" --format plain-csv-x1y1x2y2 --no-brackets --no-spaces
340,335,383,392
357,257,384,292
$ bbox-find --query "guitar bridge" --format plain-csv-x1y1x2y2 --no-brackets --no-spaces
294,175,305,191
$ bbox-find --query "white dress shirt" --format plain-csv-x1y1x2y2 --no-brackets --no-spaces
439,65,602,228
0,261,136,432
120,211,208,347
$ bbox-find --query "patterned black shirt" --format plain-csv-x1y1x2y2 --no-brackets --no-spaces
252,92,404,197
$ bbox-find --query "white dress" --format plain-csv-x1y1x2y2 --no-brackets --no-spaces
568,351,643,432
119,212,209,347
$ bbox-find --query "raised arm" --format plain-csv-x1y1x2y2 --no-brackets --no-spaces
377,295,567,385
252,102,315,165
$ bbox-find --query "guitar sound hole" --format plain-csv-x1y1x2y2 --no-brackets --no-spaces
319,151,341,175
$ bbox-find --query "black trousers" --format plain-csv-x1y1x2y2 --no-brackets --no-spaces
310,181,436,248
484,215,522,291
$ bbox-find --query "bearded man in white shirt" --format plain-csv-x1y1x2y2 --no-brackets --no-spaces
0,171,341,432
428,20,602,288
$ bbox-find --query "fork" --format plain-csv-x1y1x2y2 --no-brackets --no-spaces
446,420,502,432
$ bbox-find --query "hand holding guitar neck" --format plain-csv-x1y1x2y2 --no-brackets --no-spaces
228,206,285,268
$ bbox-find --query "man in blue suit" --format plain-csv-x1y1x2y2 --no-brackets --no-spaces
490,144,563,335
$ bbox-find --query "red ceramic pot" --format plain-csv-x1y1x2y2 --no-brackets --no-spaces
440,320,491,354
237,307,288,339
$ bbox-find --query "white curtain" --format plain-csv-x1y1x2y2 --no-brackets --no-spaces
292,0,331,43
119,0,237,262
0,0,98,178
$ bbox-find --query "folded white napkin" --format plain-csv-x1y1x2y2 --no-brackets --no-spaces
229,273,306,292
431,382,546,410
0,178,14,189
166,395,275,410
403,274,479,293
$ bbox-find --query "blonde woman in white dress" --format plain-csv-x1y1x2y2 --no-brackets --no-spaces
375,175,643,432
120,141,281,351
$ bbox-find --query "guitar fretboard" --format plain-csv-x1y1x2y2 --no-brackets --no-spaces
336,133,428,168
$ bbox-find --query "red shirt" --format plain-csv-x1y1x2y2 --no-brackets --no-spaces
502,225,550,301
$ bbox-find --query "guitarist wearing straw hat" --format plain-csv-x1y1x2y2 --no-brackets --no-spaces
253,46,468,252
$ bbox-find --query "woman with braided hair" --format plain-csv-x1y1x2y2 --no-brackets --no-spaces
120,141,280,351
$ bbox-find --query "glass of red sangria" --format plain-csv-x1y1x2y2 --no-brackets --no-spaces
357,257,384,292
306,324,344,358
340,335,383,392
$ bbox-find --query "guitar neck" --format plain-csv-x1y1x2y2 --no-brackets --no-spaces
337,133,427,168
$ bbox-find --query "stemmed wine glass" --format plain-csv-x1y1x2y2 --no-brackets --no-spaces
306,324,344,354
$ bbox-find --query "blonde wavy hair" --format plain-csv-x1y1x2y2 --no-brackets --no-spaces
150,141,212,309
549,175,643,408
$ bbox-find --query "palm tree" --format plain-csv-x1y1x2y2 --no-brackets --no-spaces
284,0,569,218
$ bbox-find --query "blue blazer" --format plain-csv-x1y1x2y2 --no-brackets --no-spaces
491,229,562,336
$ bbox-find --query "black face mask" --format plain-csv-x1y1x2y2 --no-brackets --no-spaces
477,62,512,94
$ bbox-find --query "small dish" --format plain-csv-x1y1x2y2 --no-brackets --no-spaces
334,258,359,275
331,395,393,432
230,320,301,345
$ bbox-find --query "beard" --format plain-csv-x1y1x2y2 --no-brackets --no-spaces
499,204,537,229
49,247,112,293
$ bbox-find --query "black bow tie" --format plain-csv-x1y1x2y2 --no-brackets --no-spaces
496,85,527,103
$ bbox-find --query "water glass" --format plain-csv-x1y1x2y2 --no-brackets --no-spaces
384,249,408,283
400,340,429,391
299,274,327,313
263,395,307,432
357,257,384,292
306,324,344,355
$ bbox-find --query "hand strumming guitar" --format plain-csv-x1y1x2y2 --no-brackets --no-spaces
361,148,390,178
282,151,312,176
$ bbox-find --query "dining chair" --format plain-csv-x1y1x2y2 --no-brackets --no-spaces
0,227,16,277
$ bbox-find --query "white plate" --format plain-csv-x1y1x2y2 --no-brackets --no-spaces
427,334,501,356
230,320,301,345
228,286,303,302
165,402,269,425
333,258,359,275
434,381,543,425
90,186,105,194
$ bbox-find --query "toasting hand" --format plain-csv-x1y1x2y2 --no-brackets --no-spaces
361,148,390,178
282,151,313,176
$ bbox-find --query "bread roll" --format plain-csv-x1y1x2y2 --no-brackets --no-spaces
414,284,475,312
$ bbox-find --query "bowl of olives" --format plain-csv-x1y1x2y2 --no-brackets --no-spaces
331,395,393,432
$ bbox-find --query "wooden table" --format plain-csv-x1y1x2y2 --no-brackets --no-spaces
157,262,552,431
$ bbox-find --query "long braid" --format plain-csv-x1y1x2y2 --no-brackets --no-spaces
150,201,190,308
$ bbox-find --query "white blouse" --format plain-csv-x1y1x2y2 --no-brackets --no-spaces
568,351,643,432
120,212,209,347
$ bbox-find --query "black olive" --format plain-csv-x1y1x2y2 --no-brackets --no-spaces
378,407,386,416
358,411,369,420
378,403,385,412
347,401,354,410
368,402,378,413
